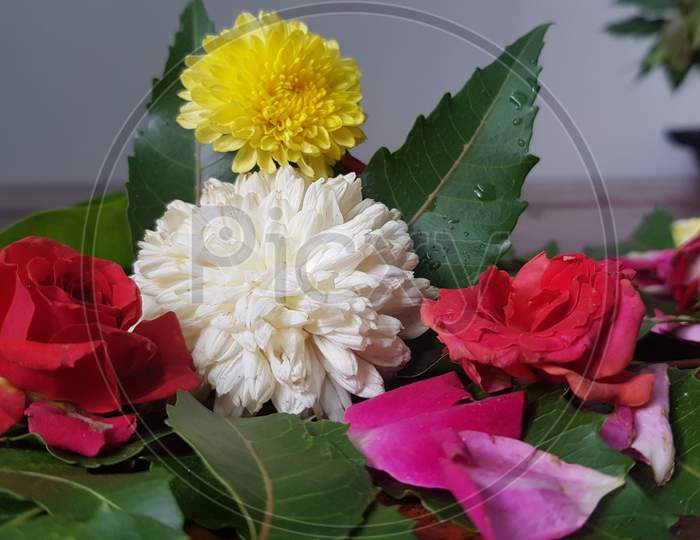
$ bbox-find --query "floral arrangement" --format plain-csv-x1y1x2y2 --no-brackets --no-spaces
1,2,699,539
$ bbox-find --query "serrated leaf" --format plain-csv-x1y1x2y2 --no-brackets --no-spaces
585,207,675,259
607,17,665,35
3,428,172,469
127,0,236,249
524,386,677,539
362,25,548,288
0,448,183,531
350,503,416,539
633,369,700,517
166,392,376,540
0,194,133,268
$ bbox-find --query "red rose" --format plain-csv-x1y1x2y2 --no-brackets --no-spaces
421,252,653,407
0,237,200,455
0,236,141,330
670,234,700,312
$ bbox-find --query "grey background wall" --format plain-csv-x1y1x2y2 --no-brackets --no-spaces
0,0,698,193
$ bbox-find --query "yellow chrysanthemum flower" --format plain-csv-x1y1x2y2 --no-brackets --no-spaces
177,11,365,178
672,217,700,246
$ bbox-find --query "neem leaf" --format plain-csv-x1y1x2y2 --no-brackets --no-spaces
0,194,133,268
3,428,172,469
166,392,376,540
524,386,677,539
633,368,700,517
0,448,183,531
585,207,675,259
607,17,665,36
350,503,416,539
362,25,548,287
127,0,236,249
0,505,186,540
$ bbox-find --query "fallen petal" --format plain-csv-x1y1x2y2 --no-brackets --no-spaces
344,371,472,433
630,364,675,485
600,406,635,452
347,385,524,489
442,430,625,540
26,401,136,457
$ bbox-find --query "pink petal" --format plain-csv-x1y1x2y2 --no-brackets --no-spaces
600,406,635,452
347,388,524,489
26,401,136,457
441,430,625,540
344,372,472,434
630,364,675,485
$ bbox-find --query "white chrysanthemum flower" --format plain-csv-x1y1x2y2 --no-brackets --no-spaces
133,166,431,420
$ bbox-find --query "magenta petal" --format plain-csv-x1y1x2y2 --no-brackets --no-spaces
349,391,524,488
26,401,136,457
630,364,675,485
442,430,625,540
600,406,635,451
343,372,472,434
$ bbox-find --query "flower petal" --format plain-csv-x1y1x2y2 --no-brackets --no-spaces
26,401,136,457
441,430,625,540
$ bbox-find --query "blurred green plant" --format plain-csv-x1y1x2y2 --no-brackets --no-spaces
608,0,700,87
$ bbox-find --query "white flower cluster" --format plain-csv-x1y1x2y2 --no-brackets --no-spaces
133,166,431,419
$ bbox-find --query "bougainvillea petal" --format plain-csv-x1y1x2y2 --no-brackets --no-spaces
344,372,472,433
600,406,635,452
441,430,625,540
0,378,25,435
630,364,675,485
26,401,136,457
346,384,524,489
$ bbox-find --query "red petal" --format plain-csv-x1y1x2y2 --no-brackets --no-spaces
26,401,136,457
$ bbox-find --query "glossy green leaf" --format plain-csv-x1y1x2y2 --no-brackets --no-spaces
127,0,236,249
0,448,183,531
524,386,677,539
362,25,548,287
166,392,376,540
0,194,133,268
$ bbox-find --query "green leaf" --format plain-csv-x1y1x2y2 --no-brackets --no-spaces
607,17,665,36
351,503,416,539
166,392,376,540
524,386,677,539
0,493,37,526
127,0,236,249
3,428,172,469
378,476,474,532
362,25,548,288
0,505,187,540
0,448,183,531
585,207,675,258
152,454,246,532
0,194,133,268
633,369,700,517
